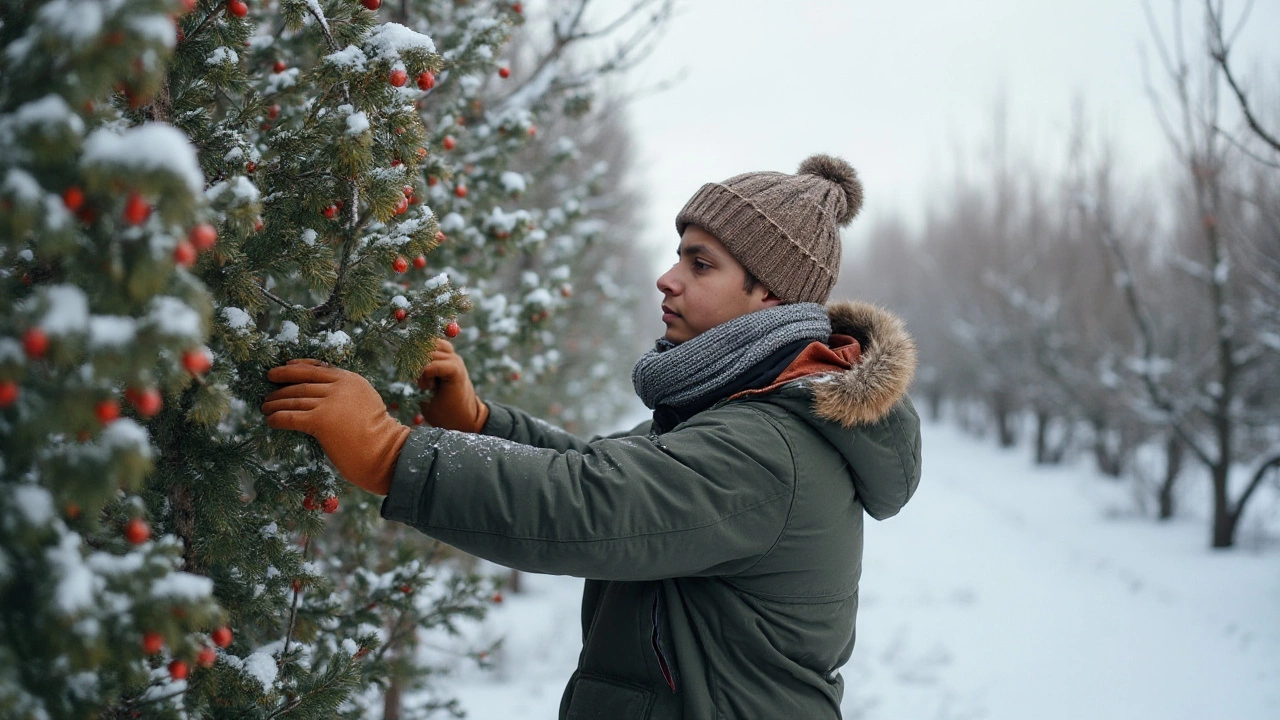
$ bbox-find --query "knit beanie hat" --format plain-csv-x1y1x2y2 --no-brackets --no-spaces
675,154,863,304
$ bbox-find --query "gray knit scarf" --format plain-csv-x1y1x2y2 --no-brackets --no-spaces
632,303,831,411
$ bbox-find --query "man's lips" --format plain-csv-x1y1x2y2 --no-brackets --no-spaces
661,305,681,322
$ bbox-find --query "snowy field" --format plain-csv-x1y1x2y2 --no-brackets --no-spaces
422,418,1280,720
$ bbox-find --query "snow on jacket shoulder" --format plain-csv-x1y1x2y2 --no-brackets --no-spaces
380,300,922,720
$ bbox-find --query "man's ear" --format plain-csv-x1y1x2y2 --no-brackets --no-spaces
759,290,783,308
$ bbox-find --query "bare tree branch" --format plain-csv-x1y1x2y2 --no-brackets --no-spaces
1205,0,1280,154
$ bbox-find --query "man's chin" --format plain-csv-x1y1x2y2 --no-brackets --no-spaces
662,328,686,345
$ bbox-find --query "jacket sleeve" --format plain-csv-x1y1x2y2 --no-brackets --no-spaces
480,400,647,452
381,403,795,581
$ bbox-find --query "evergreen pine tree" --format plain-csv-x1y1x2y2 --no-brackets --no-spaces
1,1,226,717
3,0,664,716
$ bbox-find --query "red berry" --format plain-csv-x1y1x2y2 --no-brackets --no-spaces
393,308,408,322
62,186,85,211
512,2,522,13
391,158,402,167
246,161,257,173
182,348,212,375
123,192,150,225
132,388,163,417
498,66,510,79
321,496,339,514
267,104,280,119
211,626,233,648
416,147,428,160
427,175,439,187
189,223,218,252
65,503,81,519
142,631,164,655
0,380,17,408
412,255,426,270
362,0,381,9
291,579,302,592
96,399,120,424
454,184,467,199
412,413,424,425
323,205,337,219
302,492,317,511
389,69,407,87
125,518,151,544
273,60,286,73
197,646,217,668
23,328,49,359
400,583,412,594
528,124,537,137
509,371,521,382
456,115,466,127
394,196,409,215
444,321,460,338
174,241,197,267
168,659,189,681
442,135,456,150
181,0,197,13
227,0,248,17
492,593,503,603
254,218,264,232
392,256,409,273
403,185,415,197
435,230,446,243
560,284,572,298
416,71,435,91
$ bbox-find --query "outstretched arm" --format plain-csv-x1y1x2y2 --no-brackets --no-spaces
380,403,796,582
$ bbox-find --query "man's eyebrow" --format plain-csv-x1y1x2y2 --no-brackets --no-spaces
677,243,717,259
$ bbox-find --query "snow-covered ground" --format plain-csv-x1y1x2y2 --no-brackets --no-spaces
431,419,1280,719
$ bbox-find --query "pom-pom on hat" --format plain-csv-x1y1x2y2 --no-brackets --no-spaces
675,153,863,304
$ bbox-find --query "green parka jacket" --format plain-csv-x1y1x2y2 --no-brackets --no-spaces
380,301,922,720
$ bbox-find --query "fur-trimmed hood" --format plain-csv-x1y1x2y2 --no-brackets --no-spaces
747,300,921,520
813,300,918,427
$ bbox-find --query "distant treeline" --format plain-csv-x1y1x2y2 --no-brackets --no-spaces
837,1,1280,549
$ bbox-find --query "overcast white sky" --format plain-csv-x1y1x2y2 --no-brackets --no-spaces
579,0,1280,274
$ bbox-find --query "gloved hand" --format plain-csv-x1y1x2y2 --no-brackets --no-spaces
416,338,489,433
262,359,410,496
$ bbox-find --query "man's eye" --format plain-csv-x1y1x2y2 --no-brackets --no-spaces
693,260,709,271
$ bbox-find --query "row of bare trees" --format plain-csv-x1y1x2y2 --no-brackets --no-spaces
837,0,1280,548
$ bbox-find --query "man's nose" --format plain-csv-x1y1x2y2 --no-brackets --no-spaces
656,265,679,295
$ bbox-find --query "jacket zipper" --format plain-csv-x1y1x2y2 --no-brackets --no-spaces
651,594,676,693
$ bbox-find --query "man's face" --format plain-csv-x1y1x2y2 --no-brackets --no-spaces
655,225,780,344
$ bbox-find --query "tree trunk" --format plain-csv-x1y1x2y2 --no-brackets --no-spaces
1090,418,1124,478
508,568,522,594
927,388,942,422
1157,432,1183,520
1034,409,1053,464
992,392,1016,448
384,676,402,720
1210,461,1236,548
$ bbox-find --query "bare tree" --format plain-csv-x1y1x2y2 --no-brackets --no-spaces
1094,0,1280,546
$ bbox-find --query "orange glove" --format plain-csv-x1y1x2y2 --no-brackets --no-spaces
416,338,489,433
261,359,410,496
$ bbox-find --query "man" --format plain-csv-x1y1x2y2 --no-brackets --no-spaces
261,153,922,719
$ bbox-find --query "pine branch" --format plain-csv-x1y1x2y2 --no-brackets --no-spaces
184,5,228,46
283,536,310,658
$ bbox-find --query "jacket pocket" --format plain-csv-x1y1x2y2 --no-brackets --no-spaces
564,674,655,720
